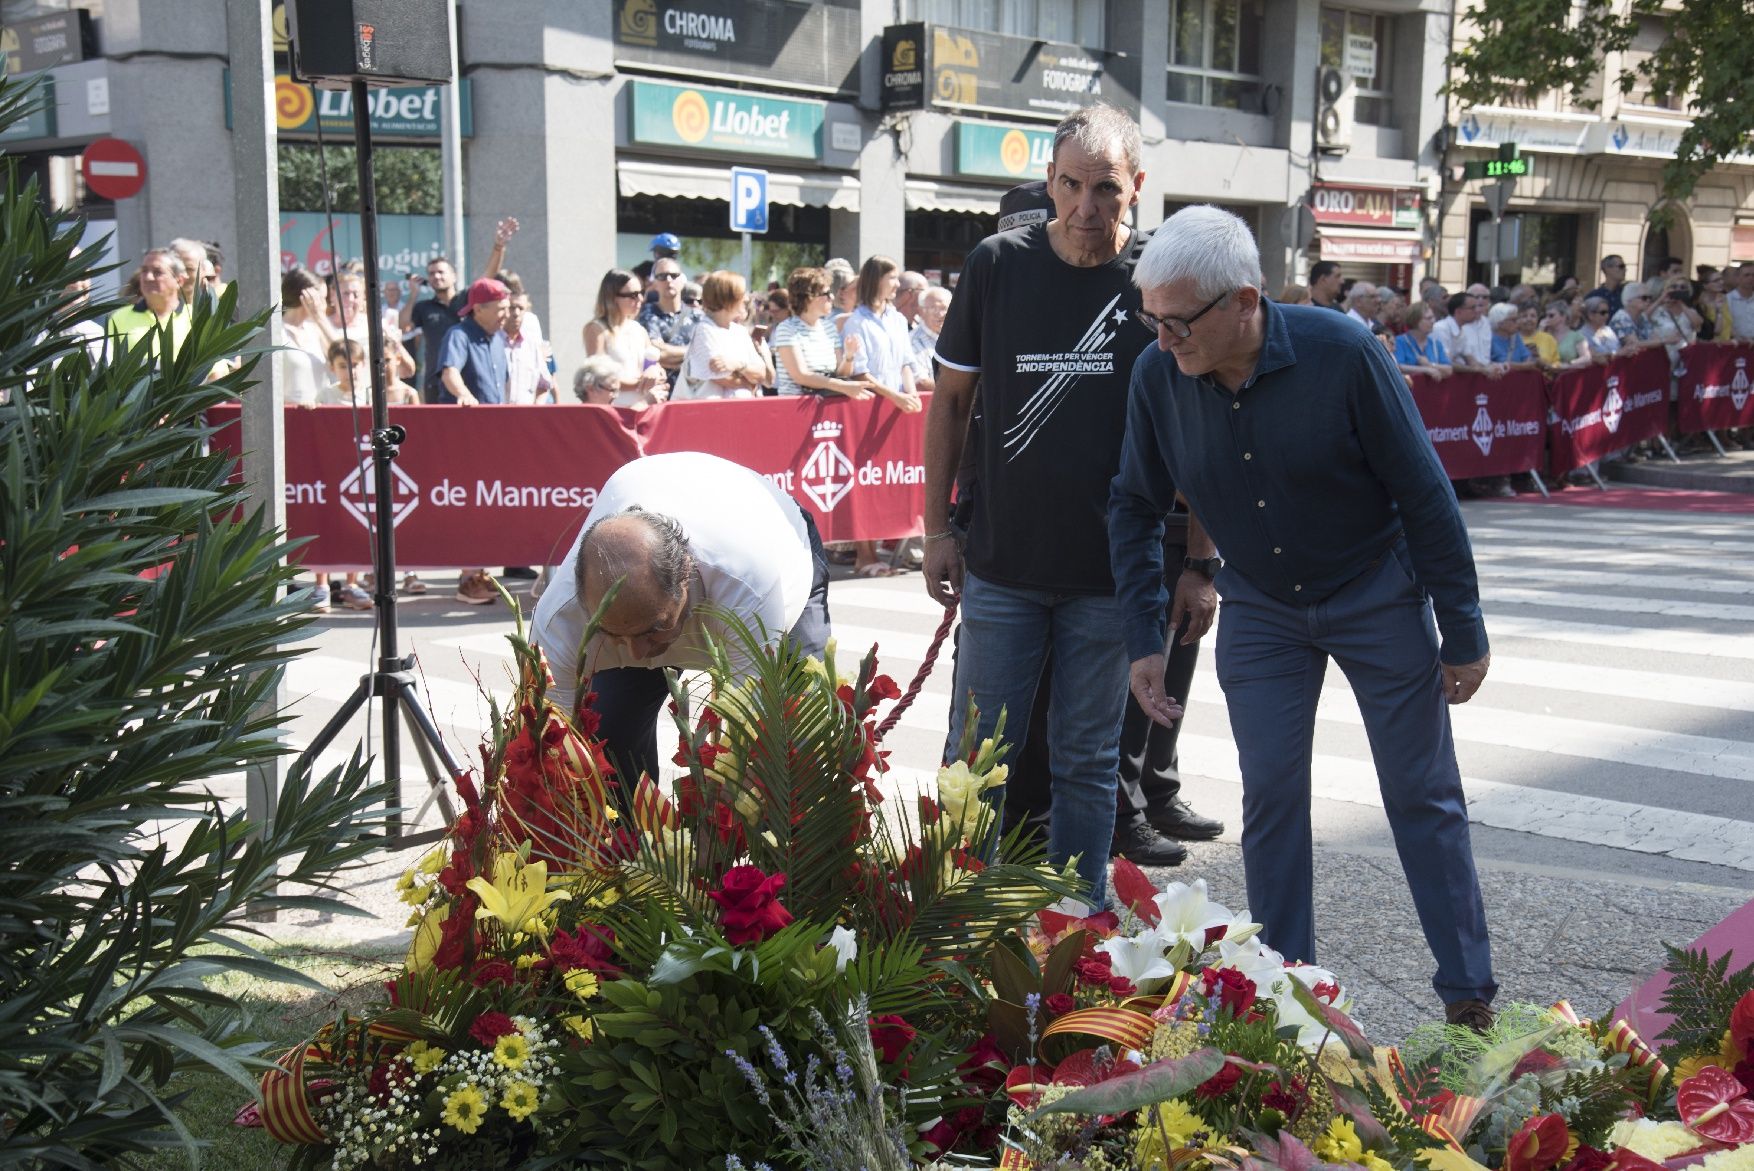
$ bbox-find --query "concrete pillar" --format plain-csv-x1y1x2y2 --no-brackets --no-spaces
460,0,618,381
1132,0,1169,224
854,0,905,264
103,0,238,264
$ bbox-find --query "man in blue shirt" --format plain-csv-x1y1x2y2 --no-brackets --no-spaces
437,278,510,407
1109,206,1497,1030
439,278,511,603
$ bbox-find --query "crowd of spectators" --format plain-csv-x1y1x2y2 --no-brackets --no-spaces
96,212,1751,601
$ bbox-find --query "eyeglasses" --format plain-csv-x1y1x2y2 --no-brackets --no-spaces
615,290,641,300
682,296,701,305
1588,307,1609,315
653,271,682,281
1135,291,1230,339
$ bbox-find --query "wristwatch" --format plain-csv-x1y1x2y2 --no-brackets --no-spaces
1183,555,1224,579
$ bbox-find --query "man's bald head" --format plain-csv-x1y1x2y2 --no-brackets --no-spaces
576,507,696,660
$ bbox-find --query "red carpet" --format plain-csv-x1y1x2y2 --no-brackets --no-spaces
1476,486,1754,514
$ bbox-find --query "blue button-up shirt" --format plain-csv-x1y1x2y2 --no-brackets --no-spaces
1109,298,1487,666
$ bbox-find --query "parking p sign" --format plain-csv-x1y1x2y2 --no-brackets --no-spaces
730,166,769,234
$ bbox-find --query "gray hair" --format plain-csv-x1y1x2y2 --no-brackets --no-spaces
572,355,621,401
575,505,695,604
141,247,187,281
1486,301,1518,329
1345,281,1379,308
1134,205,1263,300
919,286,952,311
1052,103,1141,173
823,257,857,301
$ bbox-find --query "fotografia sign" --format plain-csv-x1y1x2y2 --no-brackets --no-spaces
881,22,1139,120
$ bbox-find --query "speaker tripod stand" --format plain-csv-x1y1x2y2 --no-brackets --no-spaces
290,78,461,847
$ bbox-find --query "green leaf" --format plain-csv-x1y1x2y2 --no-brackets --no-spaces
1028,1047,1228,1119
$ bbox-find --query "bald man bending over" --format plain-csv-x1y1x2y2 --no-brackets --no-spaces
531,452,831,784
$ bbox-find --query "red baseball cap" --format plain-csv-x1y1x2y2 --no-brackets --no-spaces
464,277,510,310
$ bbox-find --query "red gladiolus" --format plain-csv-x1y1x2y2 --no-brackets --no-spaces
1505,1114,1572,1171
1045,992,1077,1017
918,795,941,825
706,865,793,945
431,894,478,971
468,1011,518,1046
868,674,902,703
574,691,602,737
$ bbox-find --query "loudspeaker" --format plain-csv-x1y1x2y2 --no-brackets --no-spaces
285,0,453,90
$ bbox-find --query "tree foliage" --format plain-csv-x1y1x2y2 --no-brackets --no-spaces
0,74,392,1167
1446,0,1754,209
277,142,441,215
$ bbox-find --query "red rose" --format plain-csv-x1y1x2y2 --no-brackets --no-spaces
1731,989,1754,1055
1108,975,1137,997
920,1118,962,1154
870,1014,917,1067
1045,993,1077,1017
470,958,517,987
1200,966,1258,1018
1195,1060,1243,1100
1074,954,1113,988
469,1011,518,1046
959,1034,1008,1094
707,865,793,945
1561,1145,1612,1171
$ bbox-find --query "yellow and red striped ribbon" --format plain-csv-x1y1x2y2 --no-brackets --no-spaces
1604,1018,1669,1103
259,1019,423,1147
1040,1004,1157,1060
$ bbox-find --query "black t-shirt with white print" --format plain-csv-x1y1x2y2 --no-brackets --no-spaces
936,222,1156,594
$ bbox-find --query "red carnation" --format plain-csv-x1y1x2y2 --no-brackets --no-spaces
470,958,517,987
1045,992,1077,1017
870,1014,917,1068
549,923,620,974
1195,1060,1243,1100
1262,1078,1307,1115
707,865,793,945
1561,1145,1612,1171
468,1011,518,1046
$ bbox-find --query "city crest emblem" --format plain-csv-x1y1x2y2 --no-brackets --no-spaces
799,420,855,512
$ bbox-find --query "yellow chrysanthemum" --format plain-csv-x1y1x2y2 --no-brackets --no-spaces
564,1014,594,1041
1675,1030,1743,1083
1361,1152,1396,1171
564,968,600,1001
403,1040,446,1075
493,1031,530,1070
1313,1117,1365,1164
501,1079,540,1121
441,1085,487,1133
1134,1097,1206,1170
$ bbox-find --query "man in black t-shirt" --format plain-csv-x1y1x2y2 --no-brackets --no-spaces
923,105,1220,911
403,256,466,402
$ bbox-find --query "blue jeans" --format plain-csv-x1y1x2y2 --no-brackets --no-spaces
945,572,1130,909
1215,543,1496,1005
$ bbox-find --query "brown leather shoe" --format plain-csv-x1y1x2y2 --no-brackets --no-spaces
1445,998,1495,1032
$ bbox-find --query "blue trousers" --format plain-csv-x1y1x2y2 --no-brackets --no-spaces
946,572,1130,909
1215,545,1496,1005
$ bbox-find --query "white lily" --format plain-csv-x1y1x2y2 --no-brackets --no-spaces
825,925,859,972
1151,879,1237,952
1095,927,1177,987
1271,964,1352,1049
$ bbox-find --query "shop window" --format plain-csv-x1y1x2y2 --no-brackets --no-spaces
909,0,1104,47
1624,14,1683,112
1318,7,1393,127
1466,209,1580,291
1166,0,1265,112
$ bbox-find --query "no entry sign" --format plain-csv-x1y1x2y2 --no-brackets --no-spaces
81,137,146,200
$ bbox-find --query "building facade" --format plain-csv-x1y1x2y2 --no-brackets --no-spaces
3,0,1750,377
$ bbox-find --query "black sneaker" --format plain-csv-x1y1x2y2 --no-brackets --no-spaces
501,566,539,580
1112,823,1188,867
1146,798,1225,841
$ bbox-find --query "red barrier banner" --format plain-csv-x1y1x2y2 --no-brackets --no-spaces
210,397,927,569
1545,347,1671,475
1676,342,1754,433
1407,369,1547,479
